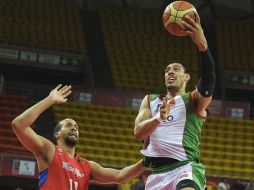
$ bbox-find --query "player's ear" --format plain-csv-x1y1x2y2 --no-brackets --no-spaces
184,74,190,82
55,131,60,139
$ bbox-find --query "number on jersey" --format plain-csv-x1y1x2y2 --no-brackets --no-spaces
69,179,78,190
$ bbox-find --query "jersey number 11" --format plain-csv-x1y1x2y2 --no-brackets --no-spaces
69,179,78,190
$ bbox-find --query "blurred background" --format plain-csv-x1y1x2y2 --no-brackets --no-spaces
0,0,254,189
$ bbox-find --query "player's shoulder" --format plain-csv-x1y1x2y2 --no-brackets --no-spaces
146,94,163,102
77,156,90,164
78,158,86,163
88,161,101,171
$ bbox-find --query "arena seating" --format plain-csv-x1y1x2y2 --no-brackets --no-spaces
0,94,30,153
201,117,254,180
52,102,254,180
99,9,199,93
0,0,85,53
216,19,254,71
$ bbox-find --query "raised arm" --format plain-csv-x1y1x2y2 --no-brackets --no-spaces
89,160,145,184
11,85,71,169
134,95,170,141
182,14,216,113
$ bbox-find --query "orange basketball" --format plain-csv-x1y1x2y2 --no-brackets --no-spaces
163,1,197,36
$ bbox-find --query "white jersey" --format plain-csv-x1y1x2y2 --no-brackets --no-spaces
141,93,205,161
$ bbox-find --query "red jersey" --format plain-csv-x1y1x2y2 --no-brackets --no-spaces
39,146,91,190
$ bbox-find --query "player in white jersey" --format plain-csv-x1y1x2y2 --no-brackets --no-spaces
134,14,216,190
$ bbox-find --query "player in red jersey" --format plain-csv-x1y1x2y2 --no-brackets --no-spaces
12,85,145,190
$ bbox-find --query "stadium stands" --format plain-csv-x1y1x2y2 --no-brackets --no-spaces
0,0,85,53
201,117,254,180
216,19,254,71
99,9,199,93
0,94,30,153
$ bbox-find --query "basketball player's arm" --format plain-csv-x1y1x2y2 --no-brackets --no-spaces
191,48,215,114
134,95,169,141
11,85,71,157
182,14,215,113
89,160,145,184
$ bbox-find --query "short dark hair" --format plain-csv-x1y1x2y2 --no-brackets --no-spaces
167,62,190,74
180,63,190,74
52,122,63,145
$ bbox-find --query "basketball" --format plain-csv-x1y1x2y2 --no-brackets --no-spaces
163,1,197,36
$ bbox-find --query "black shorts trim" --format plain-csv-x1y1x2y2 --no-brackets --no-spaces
176,179,199,190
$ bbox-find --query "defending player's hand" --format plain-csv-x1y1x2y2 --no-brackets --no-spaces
181,13,208,51
159,97,170,121
48,84,72,104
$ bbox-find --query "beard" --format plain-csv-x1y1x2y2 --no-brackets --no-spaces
64,136,78,147
166,85,179,93
166,81,185,93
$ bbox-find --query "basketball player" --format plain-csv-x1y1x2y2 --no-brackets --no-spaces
134,14,216,190
12,84,145,190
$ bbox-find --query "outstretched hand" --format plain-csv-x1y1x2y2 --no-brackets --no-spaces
181,13,208,51
49,84,72,104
